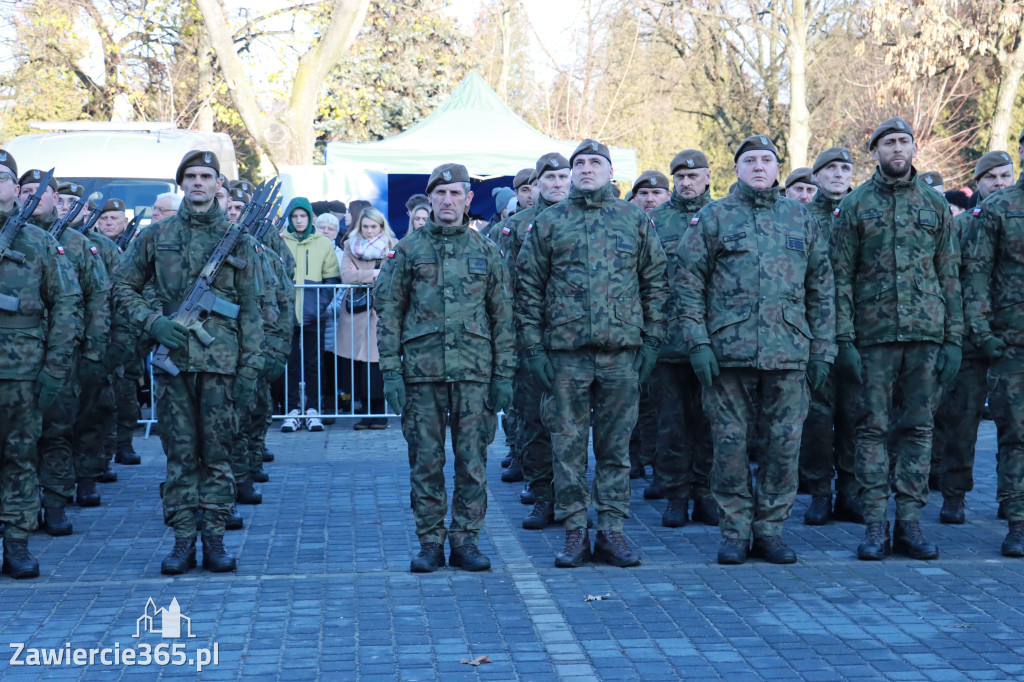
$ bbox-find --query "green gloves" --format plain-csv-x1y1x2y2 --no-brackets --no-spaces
35,369,62,409
837,342,862,384
78,357,105,387
937,343,962,384
524,346,554,390
102,344,132,372
633,339,660,383
487,378,514,414
384,372,406,415
981,336,1008,359
150,316,188,349
689,344,719,388
262,354,287,381
232,372,257,405
806,359,831,393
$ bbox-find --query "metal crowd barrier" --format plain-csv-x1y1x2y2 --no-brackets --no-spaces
139,283,395,436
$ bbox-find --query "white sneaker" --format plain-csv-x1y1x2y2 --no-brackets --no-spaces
305,408,324,432
281,409,301,433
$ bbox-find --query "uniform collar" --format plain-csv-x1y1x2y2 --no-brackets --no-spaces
179,200,227,229
426,217,469,237
569,182,614,209
871,165,918,192
735,179,779,208
670,187,711,212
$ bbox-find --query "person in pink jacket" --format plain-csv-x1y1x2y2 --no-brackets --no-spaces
334,207,397,429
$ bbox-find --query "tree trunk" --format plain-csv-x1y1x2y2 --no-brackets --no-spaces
196,29,214,132
989,26,1024,153
786,0,810,169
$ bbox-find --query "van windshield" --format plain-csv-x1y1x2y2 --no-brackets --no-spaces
63,178,176,218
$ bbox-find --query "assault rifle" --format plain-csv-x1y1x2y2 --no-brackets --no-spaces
116,209,146,251
0,168,55,313
150,179,274,376
253,195,283,242
76,199,103,236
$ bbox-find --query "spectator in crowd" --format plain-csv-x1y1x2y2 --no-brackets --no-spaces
334,207,397,429
409,203,430,232
346,200,372,240
151,192,181,222
945,189,969,216
316,213,346,420
279,197,341,433
405,194,427,219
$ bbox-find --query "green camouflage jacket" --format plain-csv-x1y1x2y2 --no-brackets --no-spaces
0,206,83,381
113,202,265,377
831,167,963,347
374,217,515,384
255,242,292,363
675,180,835,370
32,210,111,363
496,194,558,296
650,188,712,361
806,190,843,244
86,229,141,358
515,183,668,352
962,176,1024,349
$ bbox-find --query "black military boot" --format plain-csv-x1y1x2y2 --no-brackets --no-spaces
594,531,641,567
114,441,141,465
235,478,263,505
939,496,966,524
519,483,535,505
76,480,101,507
252,468,269,483
201,535,237,572
2,538,40,579
717,538,749,565
857,521,891,561
691,494,721,527
999,503,1008,520
449,543,491,571
225,505,244,531
42,507,73,536
555,528,591,568
160,537,197,575
1002,521,1024,558
410,542,445,573
661,499,689,528
643,480,665,500
804,495,832,526
629,457,645,479
928,471,942,492
893,520,939,560
262,446,275,462
833,491,865,523
501,452,514,468
501,456,523,483
97,463,118,483
751,536,798,564
522,499,555,530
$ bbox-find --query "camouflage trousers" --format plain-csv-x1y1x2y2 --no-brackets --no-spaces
155,372,238,538
515,360,553,501
705,368,809,540
75,371,115,481
502,403,519,458
654,360,713,501
0,380,41,538
115,356,144,446
799,364,858,497
39,372,79,507
854,342,941,523
231,377,272,480
628,377,657,469
543,349,638,532
932,358,987,498
402,381,495,548
986,346,1024,522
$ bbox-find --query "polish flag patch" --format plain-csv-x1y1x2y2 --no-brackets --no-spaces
973,207,982,217
90,246,98,255
57,246,65,255
387,249,396,258
501,226,511,235
690,215,700,225
833,208,840,216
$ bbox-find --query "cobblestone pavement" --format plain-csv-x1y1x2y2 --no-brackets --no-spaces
0,417,1022,681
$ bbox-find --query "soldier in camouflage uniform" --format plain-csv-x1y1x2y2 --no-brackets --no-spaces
517,139,668,568
783,168,817,205
962,135,1024,557
375,163,515,573
799,147,862,525
932,152,1014,526
649,149,718,528
20,171,111,533
114,150,265,575
832,117,963,561
499,152,569,530
676,135,835,565
0,149,83,578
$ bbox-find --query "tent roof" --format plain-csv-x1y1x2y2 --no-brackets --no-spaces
324,72,638,180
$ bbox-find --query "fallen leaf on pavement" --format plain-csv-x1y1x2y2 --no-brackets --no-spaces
460,656,492,666
585,594,612,602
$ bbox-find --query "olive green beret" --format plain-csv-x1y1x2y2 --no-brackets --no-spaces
228,179,254,194
919,171,943,188
426,163,470,193
528,170,538,185
868,117,913,149
974,151,1015,181
631,170,670,194
734,134,779,163
228,188,251,203
624,190,634,202
176,150,220,186
670,149,708,174
57,181,85,198
812,147,853,174
784,167,814,189
535,153,570,179
100,198,126,215
513,168,533,189
570,138,612,166
0,149,17,177
18,169,57,192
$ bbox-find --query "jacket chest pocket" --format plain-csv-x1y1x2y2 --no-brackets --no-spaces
720,231,749,254
154,243,186,297
412,257,439,286
613,238,637,272
461,257,488,298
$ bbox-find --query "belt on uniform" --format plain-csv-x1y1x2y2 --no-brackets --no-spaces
0,313,43,329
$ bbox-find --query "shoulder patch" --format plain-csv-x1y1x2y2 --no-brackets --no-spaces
118,247,123,254
972,207,982,217
90,246,99,255
57,246,65,255
833,208,840,216
387,249,396,258
527,223,533,233
690,215,700,225
499,249,505,258
501,226,511,235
